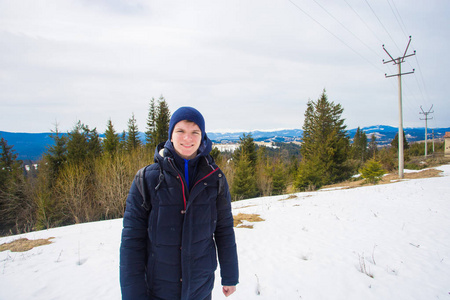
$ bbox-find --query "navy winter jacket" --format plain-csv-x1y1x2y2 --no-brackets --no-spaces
120,137,239,300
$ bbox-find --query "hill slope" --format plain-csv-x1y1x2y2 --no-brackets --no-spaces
1,165,449,299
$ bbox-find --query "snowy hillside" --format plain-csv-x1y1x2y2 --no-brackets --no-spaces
1,165,450,299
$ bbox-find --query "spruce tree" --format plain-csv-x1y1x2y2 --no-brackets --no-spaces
45,124,68,180
67,121,89,165
103,119,120,156
126,113,142,151
231,153,258,200
119,130,127,152
66,121,101,165
210,147,221,161
145,97,157,148
155,96,171,145
232,133,259,200
359,159,386,184
296,90,350,190
391,131,409,152
368,134,378,159
0,137,27,233
233,133,257,168
352,127,368,161
87,127,102,159
271,159,286,195
0,137,21,190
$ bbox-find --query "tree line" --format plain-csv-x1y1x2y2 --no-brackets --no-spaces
0,91,446,235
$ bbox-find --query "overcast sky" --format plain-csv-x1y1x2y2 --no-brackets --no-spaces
1,0,449,134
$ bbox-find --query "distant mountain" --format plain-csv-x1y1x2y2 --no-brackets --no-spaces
208,129,303,143
0,131,62,161
1,126,449,162
350,125,450,146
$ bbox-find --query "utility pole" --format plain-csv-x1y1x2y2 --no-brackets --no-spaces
432,129,435,153
383,36,415,179
431,129,434,155
420,105,434,157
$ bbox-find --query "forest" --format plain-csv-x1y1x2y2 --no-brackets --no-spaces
0,92,446,236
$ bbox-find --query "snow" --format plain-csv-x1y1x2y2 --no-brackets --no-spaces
1,165,450,300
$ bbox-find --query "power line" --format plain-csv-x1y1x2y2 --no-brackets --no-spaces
365,0,401,53
386,0,408,39
389,0,409,38
288,0,383,71
311,0,383,60
343,0,384,44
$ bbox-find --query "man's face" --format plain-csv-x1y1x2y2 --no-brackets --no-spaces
171,120,202,160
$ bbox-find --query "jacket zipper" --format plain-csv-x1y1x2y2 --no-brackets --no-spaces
169,158,220,212
192,167,219,189
168,159,187,211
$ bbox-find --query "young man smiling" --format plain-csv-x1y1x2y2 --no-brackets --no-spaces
120,107,239,300
171,120,202,160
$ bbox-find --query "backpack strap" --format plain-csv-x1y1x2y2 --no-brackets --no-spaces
136,165,151,211
136,161,165,212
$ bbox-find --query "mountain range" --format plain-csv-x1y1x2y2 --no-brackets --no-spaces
1,125,449,162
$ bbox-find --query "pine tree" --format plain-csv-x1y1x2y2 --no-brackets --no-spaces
210,147,221,161
231,154,258,200
67,121,89,165
45,124,68,180
391,131,409,152
233,133,257,168
119,130,127,152
87,127,102,159
103,119,120,156
359,159,386,184
232,133,259,200
126,113,142,151
66,121,101,165
0,137,29,233
145,97,157,148
0,137,21,190
295,90,350,190
256,147,271,196
155,96,171,145
352,127,368,161
368,134,378,159
271,159,286,195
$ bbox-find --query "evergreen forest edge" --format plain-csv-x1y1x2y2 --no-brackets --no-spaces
0,92,448,236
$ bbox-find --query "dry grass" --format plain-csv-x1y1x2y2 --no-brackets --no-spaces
279,194,298,201
0,237,54,252
234,213,265,229
323,168,443,190
385,168,442,180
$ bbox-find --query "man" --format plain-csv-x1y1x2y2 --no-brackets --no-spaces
120,106,239,299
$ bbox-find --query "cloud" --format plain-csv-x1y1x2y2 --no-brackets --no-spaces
0,0,449,133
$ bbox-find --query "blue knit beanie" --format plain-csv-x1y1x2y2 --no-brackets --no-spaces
168,106,206,140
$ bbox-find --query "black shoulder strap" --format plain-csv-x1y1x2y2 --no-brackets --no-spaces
136,165,151,211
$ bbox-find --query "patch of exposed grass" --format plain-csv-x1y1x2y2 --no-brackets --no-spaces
278,194,298,201
234,213,265,228
323,168,443,190
234,204,257,209
0,237,54,252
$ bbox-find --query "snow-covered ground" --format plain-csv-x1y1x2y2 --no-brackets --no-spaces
1,165,450,300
